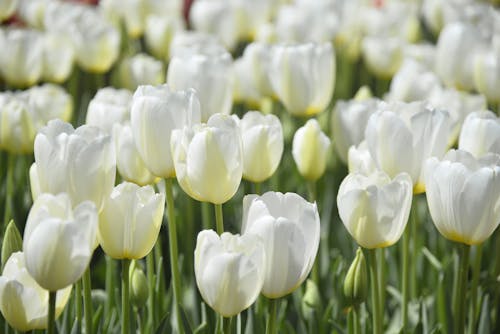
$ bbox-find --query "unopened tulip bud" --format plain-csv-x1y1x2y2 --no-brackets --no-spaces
1,221,22,271
344,248,368,307
130,265,149,308
302,279,321,319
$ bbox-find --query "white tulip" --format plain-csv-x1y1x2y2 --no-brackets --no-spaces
0,94,37,154
332,98,379,164
115,53,165,91
237,111,283,183
474,48,500,104
145,14,185,61
42,32,74,83
365,102,449,193
86,87,133,135
29,119,116,211
361,36,403,79
337,171,413,249
242,191,320,298
0,28,43,87
348,141,378,176
15,0,49,29
171,113,243,204
232,57,262,105
100,0,146,38
130,84,201,178
194,230,265,317
270,42,335,116
240,42,274,98
459,111,500,158
386,59,441,102
167,51,233,122
23,193,98,291
292,119,331,181
99,182,165,259
113,124,156,186
435,22,487,91
0,252,72,332
24,84,73,124
168,31,226,60
424,150,500,245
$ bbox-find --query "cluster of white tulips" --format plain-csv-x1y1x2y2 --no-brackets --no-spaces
0,0,500,334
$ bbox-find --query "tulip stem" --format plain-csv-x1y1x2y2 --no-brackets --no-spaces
165,178,184,334
48,291,56,334
202,202,212,230
105,255,116,321
215,203,224,235
75,280,82,327
454,243,470,334
378,248,386,318
401,217,410,330
222,316,232,334
122,259,131,334
367,248,382,334
253,182,262,195
266,298,278,334
83,268,93,334
146,252,156,329
3,153,14,227
468,244,483,334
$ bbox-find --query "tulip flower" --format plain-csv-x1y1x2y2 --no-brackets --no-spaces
167,51,233,122
168,31,225,60
25,84,73,124
0,252,72,332
459,111,500,158
424,150,500,333
270,42,335,116
44,2,120,73
232,56,262,106
114,53,165,91
347,141,378,176
100,0,146,38
98,182,165,259
292,119,331,182
474,48,500,104
361,36,403,79
0,28,43,87
332,98,379,164
427,87,486,146
337,171,413,249
113,124,156,186
194,230,265,317
145,14,185,61
435,22,487,91
86,87,132,135
0,93,38,154
242,191,320,298
237,111,283,183
29,119,116,211
130,84,201,179
240,42,275,98
386,59,441,103
42,32,75,83
424,150,500,246
171,113,243,205
23,193,98,291
364,102,449,193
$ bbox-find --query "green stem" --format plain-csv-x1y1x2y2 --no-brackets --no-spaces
401,219,410,331
146,252,156,329
353,307,361,334
308,180,319,284
223,316,232,334
202,201,212,230
468,244,483,334
378,248,386,315
47,291,56,334
367,248,382,334
3,154,15,226
74,280,82,327
266,298,278,334
253,182,262,195
165,178,183,334
105,255,115,320
122,259,131,334
215,203,224,235
454,243,470,334
83,268,93,334
347,309,354,334
307,180,316,203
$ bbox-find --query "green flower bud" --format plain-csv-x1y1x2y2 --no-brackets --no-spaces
1,220,23,270
344,248,368,307
130,266,149,308
301,279,322,319
353,86,373,101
